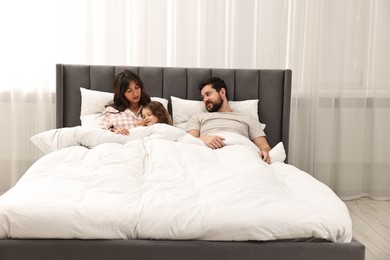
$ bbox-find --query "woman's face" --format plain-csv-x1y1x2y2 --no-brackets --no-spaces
142,108,159,126
124,81,141,105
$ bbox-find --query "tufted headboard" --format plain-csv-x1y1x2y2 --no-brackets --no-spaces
56,64,292,159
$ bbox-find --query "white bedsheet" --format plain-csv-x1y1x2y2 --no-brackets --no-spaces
0,125,352,242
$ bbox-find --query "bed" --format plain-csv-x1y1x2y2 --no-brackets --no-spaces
0,64,365,260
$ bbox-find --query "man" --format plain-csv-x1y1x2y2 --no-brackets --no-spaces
186,77,271,163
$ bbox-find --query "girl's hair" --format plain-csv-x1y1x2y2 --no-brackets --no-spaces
142,101,173,125
110,70,151,112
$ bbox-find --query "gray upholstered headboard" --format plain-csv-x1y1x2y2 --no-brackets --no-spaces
56,64,291,159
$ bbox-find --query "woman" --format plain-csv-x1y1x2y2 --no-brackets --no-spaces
99,70,151,135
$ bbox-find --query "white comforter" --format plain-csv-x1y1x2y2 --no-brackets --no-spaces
0,125,352,242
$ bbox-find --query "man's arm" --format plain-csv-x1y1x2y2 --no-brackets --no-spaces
187,129,225,149
252,136,271,163
187,129,200,137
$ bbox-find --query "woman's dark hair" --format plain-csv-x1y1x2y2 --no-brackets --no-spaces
142,101,173,125
111,70,151,112
199,77,229,100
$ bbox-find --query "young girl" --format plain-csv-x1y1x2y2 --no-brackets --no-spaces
99,70,151,135
141,101,173,126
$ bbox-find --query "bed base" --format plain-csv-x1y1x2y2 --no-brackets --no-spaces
0,239,365,260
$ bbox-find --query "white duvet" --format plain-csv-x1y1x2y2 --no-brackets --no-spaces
0,125,352,242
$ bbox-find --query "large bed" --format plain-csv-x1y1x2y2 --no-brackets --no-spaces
0,64,365,260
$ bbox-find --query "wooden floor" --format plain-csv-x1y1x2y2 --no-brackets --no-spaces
345,197,390,260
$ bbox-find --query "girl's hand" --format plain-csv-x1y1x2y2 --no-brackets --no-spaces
111,127,129,135
134,120,146,127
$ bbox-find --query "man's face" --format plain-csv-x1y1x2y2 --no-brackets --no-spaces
201,84,224,112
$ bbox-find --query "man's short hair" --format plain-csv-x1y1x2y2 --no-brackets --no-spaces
199,77,229,100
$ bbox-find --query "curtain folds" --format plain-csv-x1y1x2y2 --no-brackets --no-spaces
0,0,388,199
288,0,389,200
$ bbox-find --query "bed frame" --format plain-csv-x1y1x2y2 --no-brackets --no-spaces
0,64,365,260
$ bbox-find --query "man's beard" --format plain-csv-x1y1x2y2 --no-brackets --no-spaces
205,97,223,112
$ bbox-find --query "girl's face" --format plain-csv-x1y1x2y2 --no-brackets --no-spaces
142,108,159,126
124,81,141,105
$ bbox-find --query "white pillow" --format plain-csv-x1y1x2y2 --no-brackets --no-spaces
171,96,262,130
150,97,169,110
229,99,259,120
80,113,103,128
80,88,169,126
269,142,287,163
171,96,206,126
80,87,113,115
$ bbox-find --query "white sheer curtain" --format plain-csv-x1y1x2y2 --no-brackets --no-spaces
287,0,390,200
0,0,57,193
0,0,388,199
